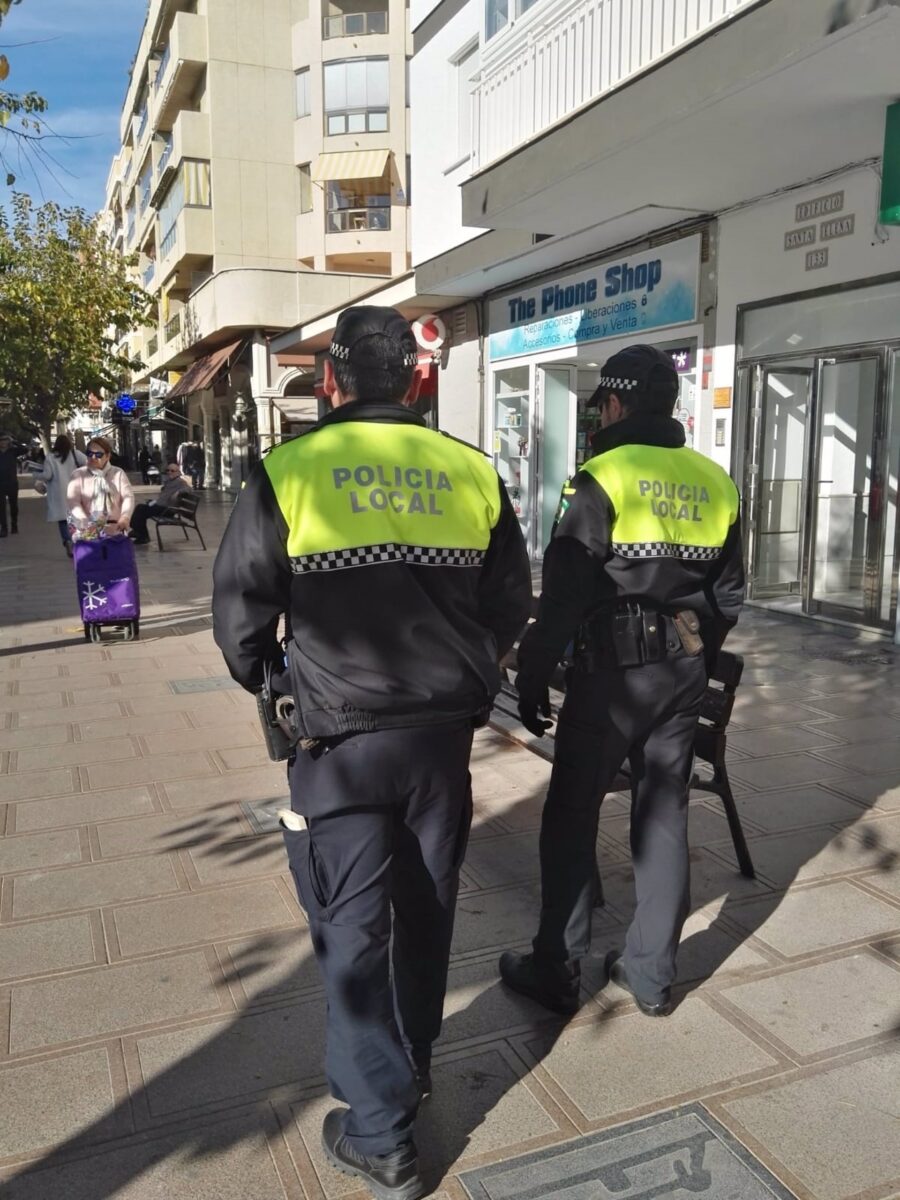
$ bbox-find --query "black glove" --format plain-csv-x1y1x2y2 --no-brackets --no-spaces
516,673,554,738
268,667,292,698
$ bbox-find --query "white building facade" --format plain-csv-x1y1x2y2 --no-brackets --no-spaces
408,0,900,636
104,0,414,487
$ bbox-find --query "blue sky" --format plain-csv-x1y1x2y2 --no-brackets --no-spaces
1,0,146,212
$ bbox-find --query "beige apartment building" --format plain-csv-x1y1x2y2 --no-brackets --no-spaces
103,0,411,487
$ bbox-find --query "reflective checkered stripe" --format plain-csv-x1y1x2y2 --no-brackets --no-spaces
290,544,486,573
598,376,639,391
613,541,722,561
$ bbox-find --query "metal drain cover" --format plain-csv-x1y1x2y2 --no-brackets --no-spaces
459,1105,798,1199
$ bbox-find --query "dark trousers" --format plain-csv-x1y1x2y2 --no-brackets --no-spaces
130,502,174,540
285,720,475,1155
0,485,18,532
533,651,706,1004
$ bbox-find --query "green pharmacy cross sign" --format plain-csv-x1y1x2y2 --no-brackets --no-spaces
880,102,900,225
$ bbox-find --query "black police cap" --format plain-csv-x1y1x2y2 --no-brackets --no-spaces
594,344,678,399
329,305,418,369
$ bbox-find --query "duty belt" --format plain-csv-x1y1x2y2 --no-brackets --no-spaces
575,604,703,670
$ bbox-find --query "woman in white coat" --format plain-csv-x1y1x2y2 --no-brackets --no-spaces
34,435,86,557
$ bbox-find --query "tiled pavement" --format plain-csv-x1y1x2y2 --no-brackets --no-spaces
0,478,898,1199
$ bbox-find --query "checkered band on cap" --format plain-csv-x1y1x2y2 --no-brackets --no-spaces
613,541,722,561
329,340,418,368
290,544,486,573
598,376,640,391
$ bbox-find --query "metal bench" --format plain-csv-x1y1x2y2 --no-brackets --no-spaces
500,625,755,898
150,492,207,551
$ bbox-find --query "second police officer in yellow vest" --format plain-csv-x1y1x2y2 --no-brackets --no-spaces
212,307,531,1200
500,344,744,1019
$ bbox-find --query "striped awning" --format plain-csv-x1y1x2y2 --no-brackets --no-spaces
311,149,390,183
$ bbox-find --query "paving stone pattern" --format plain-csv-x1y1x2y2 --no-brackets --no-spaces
0,481,898,1199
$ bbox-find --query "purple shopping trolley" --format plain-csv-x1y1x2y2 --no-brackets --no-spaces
74,535,141,643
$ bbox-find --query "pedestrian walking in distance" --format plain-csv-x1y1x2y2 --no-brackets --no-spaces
0,431,20,538
32,434,87,557
212,305,531,1200
500,344,743,1019
66,437,134,537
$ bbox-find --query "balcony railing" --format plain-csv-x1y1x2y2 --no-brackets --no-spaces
164,312,181,343
126,212,136,244
323,10,387,38
142,261,155,289
473,0,756,169
147,335,158,358
155,42,172,91
160,223,177,260
326,206,390,233
136,105,149,143
138,171,152,215
158,135,173,176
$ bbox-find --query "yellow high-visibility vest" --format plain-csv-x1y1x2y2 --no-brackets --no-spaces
263,420,501,571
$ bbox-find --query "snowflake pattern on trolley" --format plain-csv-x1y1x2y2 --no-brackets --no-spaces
81,581,109,610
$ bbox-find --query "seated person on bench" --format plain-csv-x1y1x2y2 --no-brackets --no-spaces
129,464,192,545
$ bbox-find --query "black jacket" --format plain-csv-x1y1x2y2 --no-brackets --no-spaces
519,414,744,686
0,448,19,489
212,402,532,737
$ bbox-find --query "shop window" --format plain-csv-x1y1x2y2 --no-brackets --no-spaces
295,68,311,118
323,58,389,136
453,41,479,161
325,176,390,233
299,163,313,213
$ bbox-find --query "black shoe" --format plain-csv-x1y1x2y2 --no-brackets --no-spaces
604,950,672,1017
0,529,6,538
10,524,16,534
499,951,580,1015
132,537,151,545
321,1108,424,1200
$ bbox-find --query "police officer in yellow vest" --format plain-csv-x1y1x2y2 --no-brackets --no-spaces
212,306,530,1200
500,344,743,1019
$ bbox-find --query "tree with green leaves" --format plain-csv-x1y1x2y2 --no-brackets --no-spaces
0,193,154,440
0,0,49,188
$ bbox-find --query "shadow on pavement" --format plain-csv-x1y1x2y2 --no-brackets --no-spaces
0,601,897,1195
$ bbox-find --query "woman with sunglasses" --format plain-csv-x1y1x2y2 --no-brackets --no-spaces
66,436,135,538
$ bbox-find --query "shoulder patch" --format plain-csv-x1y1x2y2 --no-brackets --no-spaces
554,477,576,524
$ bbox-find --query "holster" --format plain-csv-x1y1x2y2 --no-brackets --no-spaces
575,605,703,670
672,609,704,656
256,660,305,761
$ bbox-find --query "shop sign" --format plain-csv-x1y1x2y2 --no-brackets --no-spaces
488,235,700,361
668,347,693,374
412,314,446,351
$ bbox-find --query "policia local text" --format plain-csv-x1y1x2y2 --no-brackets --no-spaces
640,479,711,522
333,464,454,515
